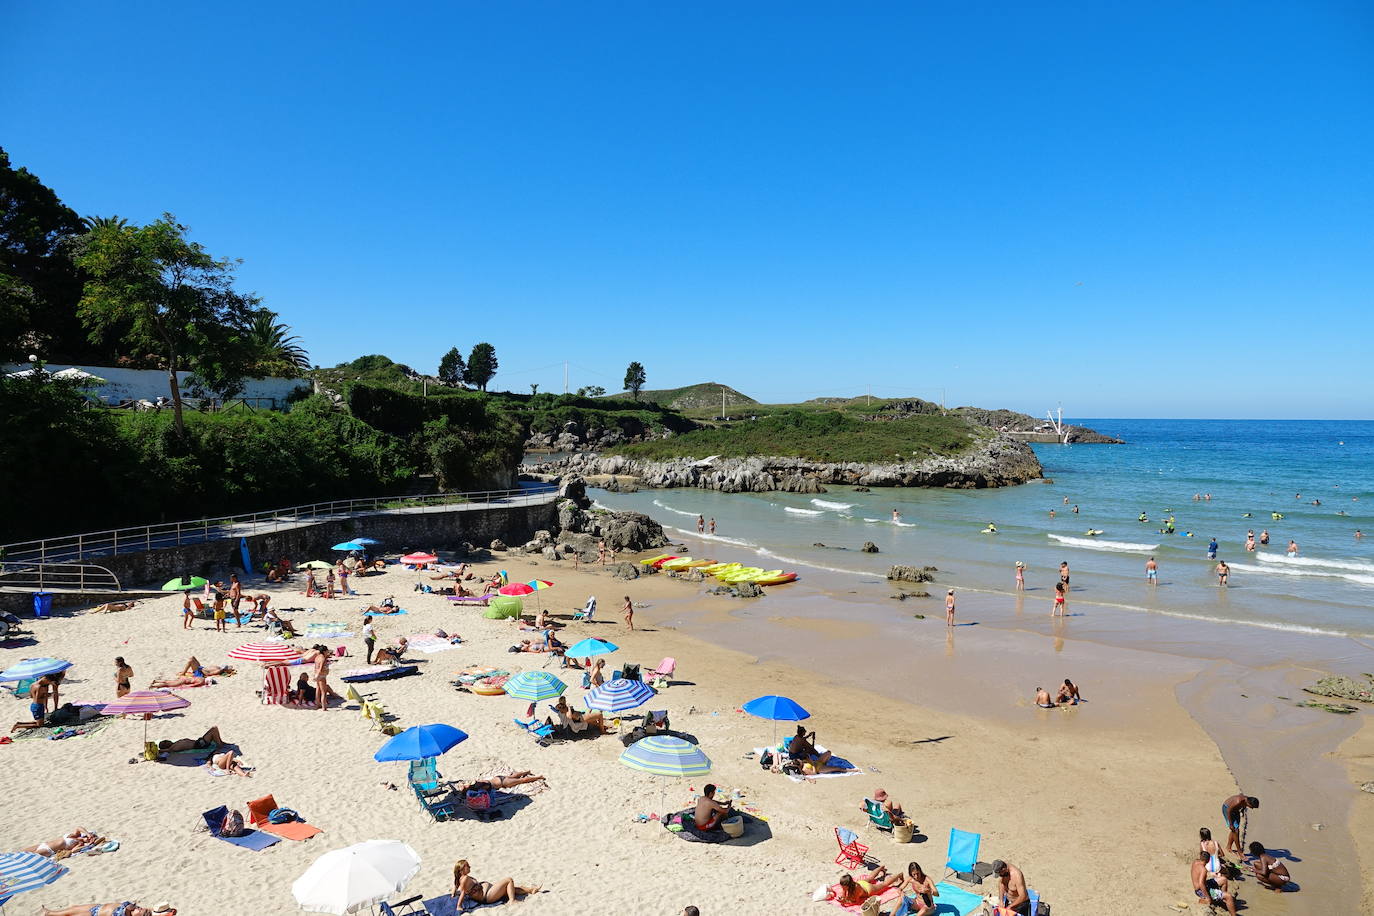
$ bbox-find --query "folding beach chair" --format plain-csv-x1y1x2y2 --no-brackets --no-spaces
378,896,424,916
645,657,676,688
261,666,290,705
199,805,281,851
513,716,557,746
942,827,981,882
863,798,893,832
834,826,869,869
408,758,455,821
573,596,596,621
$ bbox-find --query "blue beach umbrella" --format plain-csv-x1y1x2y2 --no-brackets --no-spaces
620,735,712,777
742,694,811,748
504,670,567,717
0,657,72,682
0,851,69,907
566,637,619,659
373,723,469,762
333,541,367,552
584,677,655,714
354,537,382,546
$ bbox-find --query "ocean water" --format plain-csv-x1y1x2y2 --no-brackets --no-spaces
591,419,1374,638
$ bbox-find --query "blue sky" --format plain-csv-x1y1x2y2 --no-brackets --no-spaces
5,2,1372,418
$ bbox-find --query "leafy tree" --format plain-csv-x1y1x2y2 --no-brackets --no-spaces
466,342,498,391
624,361,647,401
73,214,262,435
576,385,606,398
0,147,85,362
530,383,539,395
246,309,310,376
437,346,466,387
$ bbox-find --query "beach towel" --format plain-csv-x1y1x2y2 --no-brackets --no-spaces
752,746,863,781
927,883,985,916
13,716,114,742
454,667,507,685
408,634,460,653
662,808,760,843
341,664,420,682
422,893,504,914
247,794,321,840
821,882,902,913
200,805,281,851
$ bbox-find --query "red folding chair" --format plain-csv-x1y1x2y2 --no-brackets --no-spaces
834,826,869,869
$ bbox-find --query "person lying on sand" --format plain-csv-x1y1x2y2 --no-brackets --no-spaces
207,748,251,777
1248,842,1291,892
23,828,99,857
149,673,210,688
40,903,152,916
362,597,402,614
455,771,547,792
264,646,331,667
451,859,539,907
834,867,900,906
157,726,224,753
1191,850,1239,915
694,783,733,830
91,601,136,613
179,657,233,677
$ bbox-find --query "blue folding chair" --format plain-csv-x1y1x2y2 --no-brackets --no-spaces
513,716,556,746
378,895,423,915
942,827,981,881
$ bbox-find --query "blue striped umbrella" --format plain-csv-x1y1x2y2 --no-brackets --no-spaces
503,671,567,703
0,657,71,682
566,638,619,659
0,851,69,906
584,677,655,713
619,735,712,777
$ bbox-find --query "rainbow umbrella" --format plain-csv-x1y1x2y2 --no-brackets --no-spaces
102,689,191,743
0,851,69,908
498,582,535,597
524,578,554,610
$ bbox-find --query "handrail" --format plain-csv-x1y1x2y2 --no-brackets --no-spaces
0,563,122,593
0,484,559,565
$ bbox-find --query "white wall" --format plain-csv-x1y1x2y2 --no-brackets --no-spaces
3,364,309,407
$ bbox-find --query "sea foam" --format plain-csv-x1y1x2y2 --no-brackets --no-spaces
810,498,854,511
1048,534,1159,552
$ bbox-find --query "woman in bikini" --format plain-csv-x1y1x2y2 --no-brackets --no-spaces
39,904,152,916
896,861,938,916
178,657,233,677
208,748,251,777
456,771,548,792
24,828,99,858
451,859,539,906
834,867,899,906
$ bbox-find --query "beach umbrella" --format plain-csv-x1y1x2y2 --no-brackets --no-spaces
498,582,535,597
400,552,437,565
291,840,421,915
373,723,469,762
743,694,811,748
565,637,619,660
503,670,567,717
0,851,69,908
354,537,381,545
297,560,333,570
332,541,366,552
584,677,655,714
620,735,713,813
227,642,302,663
0,657,72,682
161,576,208,591
101,690,191,744
523,578,554,610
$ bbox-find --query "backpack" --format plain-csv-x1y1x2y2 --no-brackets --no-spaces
268,807,299,824
620,663,641,682
759,749,774,770
221,810,247,837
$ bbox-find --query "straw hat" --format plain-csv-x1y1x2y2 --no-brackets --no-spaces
152,905,177,915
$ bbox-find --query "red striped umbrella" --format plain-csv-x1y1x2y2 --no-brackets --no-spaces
227,642,302,662
400,552,437,565
101,690,191,743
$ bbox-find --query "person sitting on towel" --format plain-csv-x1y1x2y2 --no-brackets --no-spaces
375,636,409,665
548,696,604,734
693,783,733,830
788,725,833,766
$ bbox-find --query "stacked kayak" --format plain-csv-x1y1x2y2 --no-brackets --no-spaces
638,556,798,586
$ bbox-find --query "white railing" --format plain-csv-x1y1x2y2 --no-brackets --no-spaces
0,563,122,593
0,484,558,565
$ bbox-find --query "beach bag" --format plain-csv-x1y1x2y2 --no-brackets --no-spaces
143,741,160,761
620,663,641,682
811,885,831,902
860,899,882,916
759,749,775,770
268,807,299,824
465,789,492,810
220,810,247,837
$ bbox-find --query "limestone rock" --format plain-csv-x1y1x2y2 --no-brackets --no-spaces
861,541,879,553
612,562,640,580
887,565,934,583
734,581,764,598
489,539,508,551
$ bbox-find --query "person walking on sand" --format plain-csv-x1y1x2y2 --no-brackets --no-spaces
1014,562,1025,591
228,573,242,627
181,592,194,630
697,514,705,533
1053,581,1066,616
597,540,608,566
709,517,716,534
1145,557,1158,584
1216,560,1230,587
945,589,956,627
1222,793,1259,858
622,595,634,631
114,657,133,698
313,648,331,712
361,615,376,664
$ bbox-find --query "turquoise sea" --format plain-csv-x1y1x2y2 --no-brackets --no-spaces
591,419,1374,638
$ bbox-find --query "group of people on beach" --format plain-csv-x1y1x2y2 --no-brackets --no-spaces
1191,793,1294,913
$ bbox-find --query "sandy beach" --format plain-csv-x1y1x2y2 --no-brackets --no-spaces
2,543,1303,916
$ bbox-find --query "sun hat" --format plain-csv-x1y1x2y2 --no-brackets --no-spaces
874,789,889,801
152,904,176,915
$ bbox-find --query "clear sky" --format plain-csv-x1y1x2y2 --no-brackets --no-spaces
5,2,1372,418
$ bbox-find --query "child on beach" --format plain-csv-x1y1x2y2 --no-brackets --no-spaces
1014,562,1025,590
622,595,634,631
182,593,193,629
945,589,955,626
1053,581,1066,616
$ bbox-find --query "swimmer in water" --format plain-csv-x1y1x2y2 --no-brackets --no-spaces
1245,531,1255,552
1259,530,1269,545
892,509,900,523
1049,508,1056,519
1356,530,1364,540
1287,539,1299,557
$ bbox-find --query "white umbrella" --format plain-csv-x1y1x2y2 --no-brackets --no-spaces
292,840,421,914
52,367,107,383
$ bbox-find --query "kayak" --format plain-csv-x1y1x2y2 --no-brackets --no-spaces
679,559,717,569
701,562,741,575
660,557,696,570
714,566,763,581
640,554,673,566
757,572,798,586
651,556,681,568
719,568,778,583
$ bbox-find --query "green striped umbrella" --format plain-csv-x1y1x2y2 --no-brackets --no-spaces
619,735,712,777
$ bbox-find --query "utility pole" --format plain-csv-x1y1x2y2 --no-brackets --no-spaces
721,387,726,419
564,361,569,394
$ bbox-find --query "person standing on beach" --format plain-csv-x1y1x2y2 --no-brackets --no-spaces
361,615,376,664
709,517,716,534
1059,561,1070,592
697,515,705,533
114,657,133,698
181,592,194,629
337,562,351,597
212,584,227,633
1145,557,1158,584
597,540,607,566
313,647,330,712
228,574,242,627
325,569,336,599
1053,581,1066,616
1221,794,1259,858
1014,562,1025,591
1216,560,1229,587
622,595,634,631
944,589,956,627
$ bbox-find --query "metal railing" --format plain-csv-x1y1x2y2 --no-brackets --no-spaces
0,563,122,594
0,484,559,566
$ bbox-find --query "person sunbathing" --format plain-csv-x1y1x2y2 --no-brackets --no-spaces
40,903,152,916
157,726,224,753
1248,842,1291,892
91,601,136,613
834,867,899,906
207,748,251,777
481,575,503,595
149,673,209,688
362,597,403,614
456,771,547,792
179,657,233,677
549,696,604,734
451,859,539,907
788,725,833,766
693,783,733,830
375,637,410,665
23,828,99,858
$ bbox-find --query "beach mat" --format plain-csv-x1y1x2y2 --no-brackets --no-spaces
423,893,504,914
662,808,761,843
219,829,281,850
341,664,420,683
409,634,460,653
13,717,115,742
929,882,984,915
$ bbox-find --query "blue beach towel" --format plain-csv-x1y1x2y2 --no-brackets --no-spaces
931,882,984,915
423,893,504,914
200,805,282,851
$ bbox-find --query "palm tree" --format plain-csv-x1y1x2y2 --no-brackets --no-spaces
81,215,129,231
247,310,311,376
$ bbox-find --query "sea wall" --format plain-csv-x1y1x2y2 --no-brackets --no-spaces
3,501,556,612
528,434,1043,493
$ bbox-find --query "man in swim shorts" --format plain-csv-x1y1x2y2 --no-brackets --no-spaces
693,783,732,830
1191,850,1239,915
1216,560,1229,586
1034,687,1054,708
1222,794,1258,857
991,860,1030,915
1145,557,1158,583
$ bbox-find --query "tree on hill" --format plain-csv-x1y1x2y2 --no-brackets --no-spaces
438,346,466,387
74,214,263,435
466,342,498,391
246,310,310,376
577,385,606,397
624,361,647,401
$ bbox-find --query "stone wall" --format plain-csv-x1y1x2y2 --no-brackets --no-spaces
4,500,556,613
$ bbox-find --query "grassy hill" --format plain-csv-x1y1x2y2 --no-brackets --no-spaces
611,382,756,411
608,410,985,463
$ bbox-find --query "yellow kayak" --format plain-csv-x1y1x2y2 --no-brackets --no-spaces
716,566,767,582
660,557,696,570
679,559,717,569
640,554,673,566
700,562,740,575
722,568,783,583
756,572,798,586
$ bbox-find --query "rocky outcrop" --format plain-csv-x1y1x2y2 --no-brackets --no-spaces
529,434,1042,493
554,498,670,560
861,542,879,553
525,418,678,452
887,565,938,583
